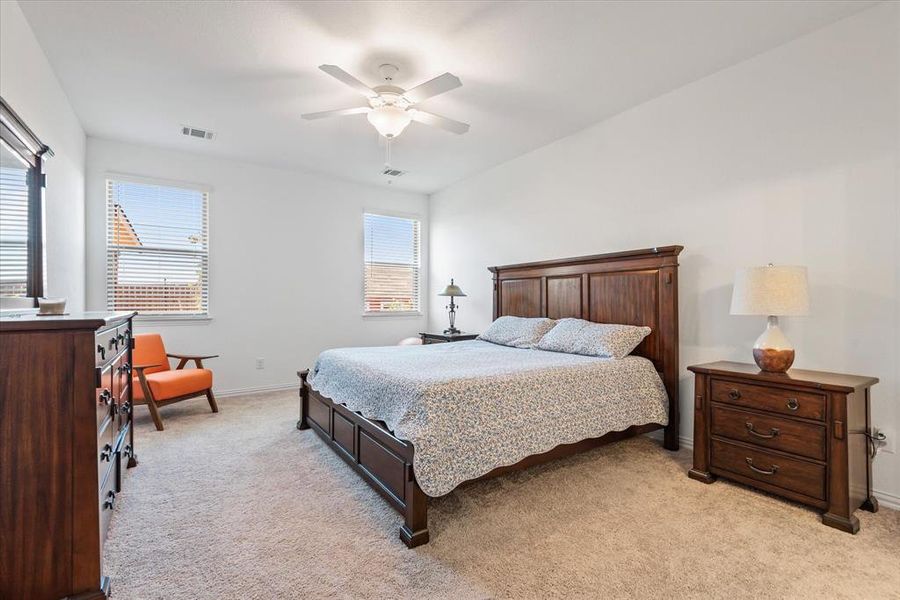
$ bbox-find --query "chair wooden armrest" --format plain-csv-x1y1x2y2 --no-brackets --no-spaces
167,353,219,369
132,363,161,402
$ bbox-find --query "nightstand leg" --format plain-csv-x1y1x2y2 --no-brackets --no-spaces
822,512,860,534
860,496,879,513
688,469,716,484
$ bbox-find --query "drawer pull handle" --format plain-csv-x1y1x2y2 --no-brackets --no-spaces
745,422,780,439
99,389,112,405
97,345,106,360
100,443,113,462
728,388,741,400
786,398,799,411
745,458,779,476
103,490,116,510
123,444,133,458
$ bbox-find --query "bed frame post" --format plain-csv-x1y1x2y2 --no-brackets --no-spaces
660,263,680,452
297,369,310,430
400,465,429,548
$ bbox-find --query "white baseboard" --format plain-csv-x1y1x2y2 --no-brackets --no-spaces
873,489,900,511
659,434,900,511
213,382,297,398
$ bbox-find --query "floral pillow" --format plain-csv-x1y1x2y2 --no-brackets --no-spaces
535,318,650,359
477,316,557,349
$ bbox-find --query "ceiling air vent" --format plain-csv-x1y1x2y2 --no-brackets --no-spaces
382,167,405,177
181,125,214,140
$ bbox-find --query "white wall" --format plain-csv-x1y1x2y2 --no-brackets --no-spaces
429,4,900,504
0,0,86,310
86,138,428,394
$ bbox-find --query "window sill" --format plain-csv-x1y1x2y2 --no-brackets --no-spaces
134,315,212,326
362,311,423,319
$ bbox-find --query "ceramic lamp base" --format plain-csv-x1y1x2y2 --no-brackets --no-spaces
753,347,795,372
752,315,795,373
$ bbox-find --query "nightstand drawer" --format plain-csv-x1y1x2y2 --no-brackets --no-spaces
711,379,825,421
711,438,825,500
711,405,826,461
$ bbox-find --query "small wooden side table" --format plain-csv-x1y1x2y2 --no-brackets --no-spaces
687,361,879,533
419,332,479,345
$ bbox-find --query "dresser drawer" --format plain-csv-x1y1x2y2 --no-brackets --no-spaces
711,438,825,500
95,326,119,365
711,378,825,421
99,457,118,551
97,418,116,477
96,364,114,431
711,405,826,461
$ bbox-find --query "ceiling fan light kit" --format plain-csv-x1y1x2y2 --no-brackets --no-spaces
367,105,412,138
302,63,469,140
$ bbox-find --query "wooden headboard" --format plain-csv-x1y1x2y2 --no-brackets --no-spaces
488,245,683,449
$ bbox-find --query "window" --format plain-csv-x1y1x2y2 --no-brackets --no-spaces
364,212,421,314
106,177,209,317
1,97,50,301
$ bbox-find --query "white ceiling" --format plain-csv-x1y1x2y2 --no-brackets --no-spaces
19,0,876,193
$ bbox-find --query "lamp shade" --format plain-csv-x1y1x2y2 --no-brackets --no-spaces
730,265,809,316
366,105,412,138
438,279,466,297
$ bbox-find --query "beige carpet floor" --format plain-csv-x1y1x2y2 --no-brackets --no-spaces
103,390,900,599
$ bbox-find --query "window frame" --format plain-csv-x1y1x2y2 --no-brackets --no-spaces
0,97,52,303
362,209,423,318
104,172,211,322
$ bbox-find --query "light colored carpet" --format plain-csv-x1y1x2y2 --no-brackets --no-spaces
104,390,900,599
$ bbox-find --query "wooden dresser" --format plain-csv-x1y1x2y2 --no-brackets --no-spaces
688,361,878,533
0,311,137,599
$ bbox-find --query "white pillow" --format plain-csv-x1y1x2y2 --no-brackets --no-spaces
478,316,557,349
535,318,650,359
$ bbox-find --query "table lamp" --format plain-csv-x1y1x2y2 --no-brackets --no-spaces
730,264,809,373
438,279,466,335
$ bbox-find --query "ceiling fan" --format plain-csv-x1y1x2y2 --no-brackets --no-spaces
302,64,470,139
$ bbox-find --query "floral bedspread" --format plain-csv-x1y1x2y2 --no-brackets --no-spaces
307,340,668,497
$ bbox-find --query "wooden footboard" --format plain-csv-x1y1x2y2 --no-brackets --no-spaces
297,370,429,547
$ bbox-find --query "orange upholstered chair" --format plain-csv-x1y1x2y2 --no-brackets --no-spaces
132,333,218,431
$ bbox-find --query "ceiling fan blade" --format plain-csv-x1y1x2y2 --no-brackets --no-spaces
402,73,462,104
301,106,371,120
408,109,470,134
318,65,378,98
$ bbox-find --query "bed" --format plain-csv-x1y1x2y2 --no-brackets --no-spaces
297,245,682,547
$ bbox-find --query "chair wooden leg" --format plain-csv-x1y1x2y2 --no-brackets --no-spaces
206,388,219,413
146,398,165,431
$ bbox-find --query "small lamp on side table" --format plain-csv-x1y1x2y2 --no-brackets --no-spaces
730,264,809,373
438,279,466,335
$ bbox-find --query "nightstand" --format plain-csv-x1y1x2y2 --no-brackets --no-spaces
688,361,879,533
419,332,479,345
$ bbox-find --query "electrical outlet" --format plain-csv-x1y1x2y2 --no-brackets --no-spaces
255,357,265,370
874,428,894,454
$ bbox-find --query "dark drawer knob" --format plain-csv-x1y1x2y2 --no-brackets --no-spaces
100,443,113,462
103,490,116,510
786,398,799,411
122,401,132,415
97,345,106,360
123,444,133,458
745,457,779,476
100,389,112,405
745,422,780,439
728,388,741,400
108,337,118,350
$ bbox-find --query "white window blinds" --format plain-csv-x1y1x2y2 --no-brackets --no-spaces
106,178,209,316
0,154,29,297
364,212,421,313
